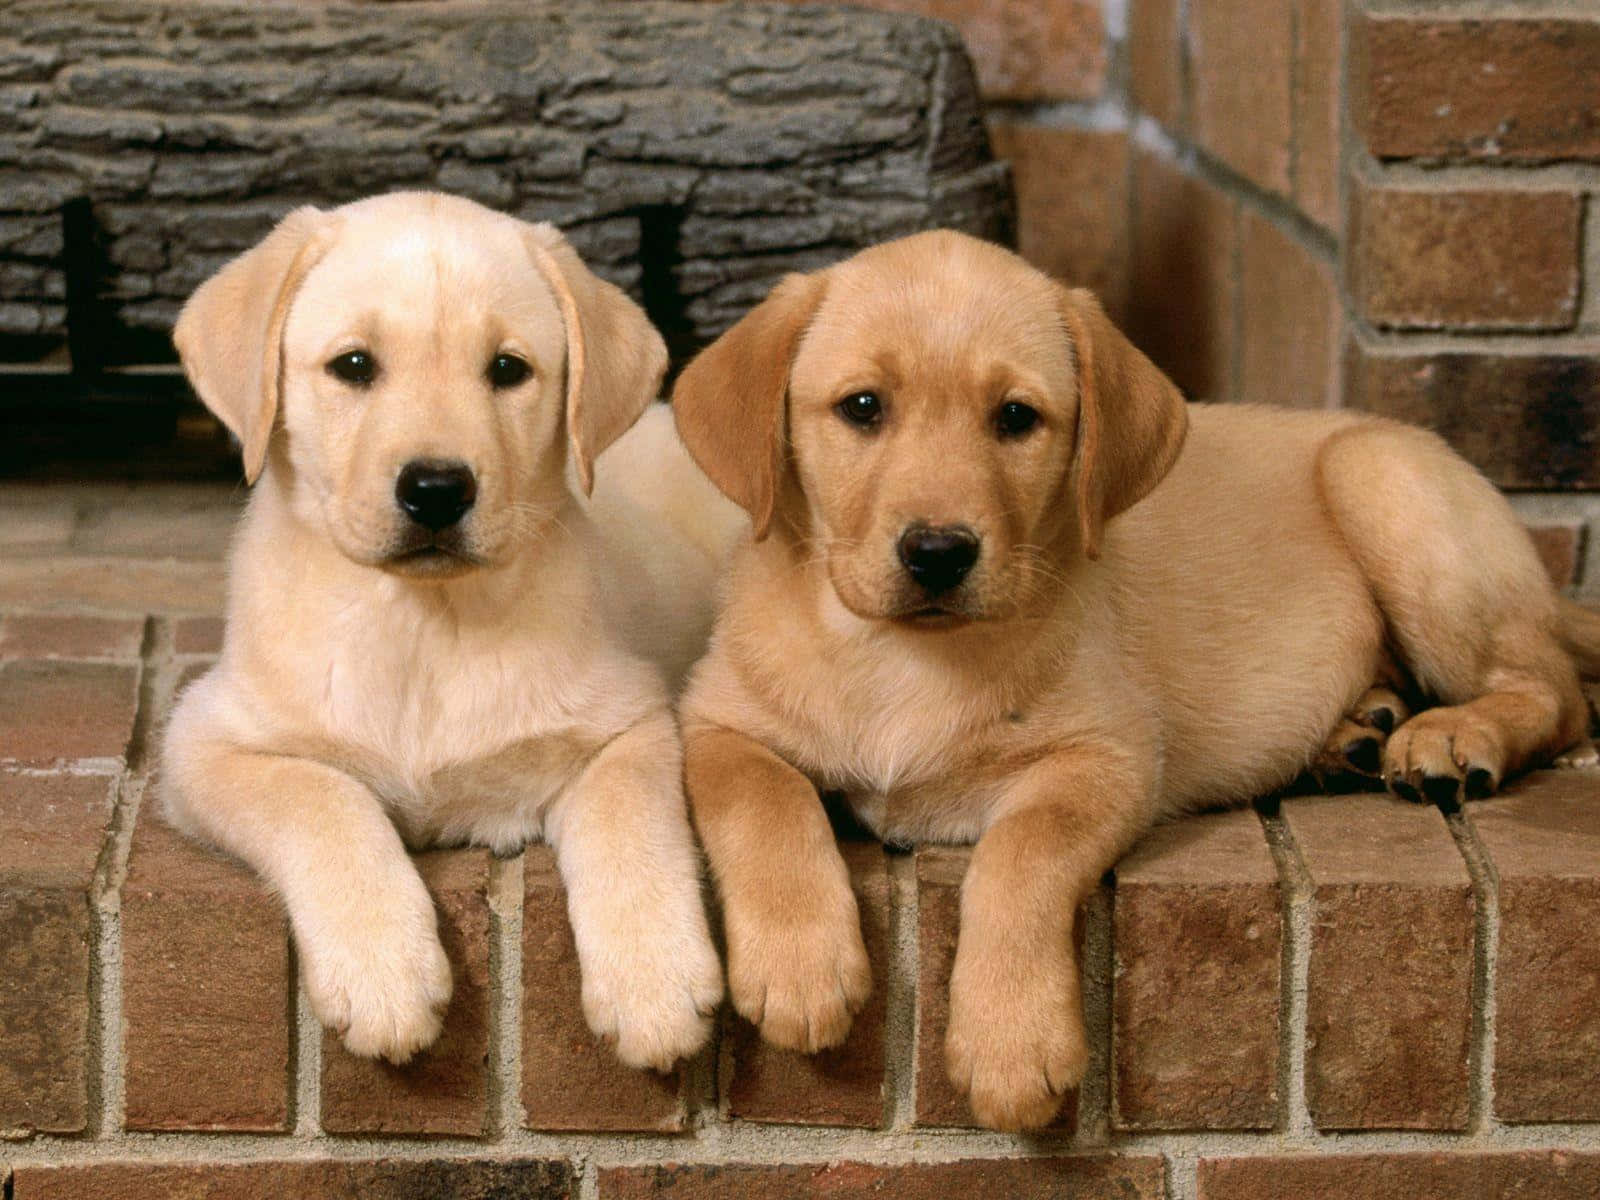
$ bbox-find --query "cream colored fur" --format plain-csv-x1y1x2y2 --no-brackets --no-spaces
162,192,740,1068
671,230,1595,1131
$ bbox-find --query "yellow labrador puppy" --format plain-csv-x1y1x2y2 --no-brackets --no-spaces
670,230,1597,1129
163,192,735,1069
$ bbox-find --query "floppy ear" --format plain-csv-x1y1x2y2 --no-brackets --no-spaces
525,223,667,496
172,206,329,485
1060,287,1189,560
670,272,826,541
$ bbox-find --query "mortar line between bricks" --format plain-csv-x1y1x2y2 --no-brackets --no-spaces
487,850,526,1139
882,850,917,1131
1260,811,1315,1137
1166,1150,1199,1200
1347,322,1600,357
10,1119,1600,1168
293,979,321,1137
576,1155,600,1200
1361,0,1600,18
1354,148,1600,193
1446,808,1502,1136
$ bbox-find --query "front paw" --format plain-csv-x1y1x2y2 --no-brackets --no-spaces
945,939,1084,1131
725,872,872,1054
299,885,453,1064
581,909,724,1072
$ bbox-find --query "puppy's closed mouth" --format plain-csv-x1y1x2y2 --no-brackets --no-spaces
894,606,974,630
384,542,485,576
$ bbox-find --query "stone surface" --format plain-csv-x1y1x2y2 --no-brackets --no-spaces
1355,17,1600,163
0,0,1009,365
1198,1151,1600,1200
1284,796,1474,1130
1128,149,1237,402
987,123,1130,319
521,845,683,1131
1349,184,1581,330
1292,0,1341,230
1190,0,1292,196
1112,809,1280,1130
13,1160,576,1200
600,1158,1166,1199
122,796,292,1131
1238,211,1339,408
1344,344,1600,489
0,770,115,1134
321,849,493,1136
0,614,144,660
0,659,139,767
914,845,1076,1131
171,615,225,657
1469,771,1600,1123
727,840,888,1127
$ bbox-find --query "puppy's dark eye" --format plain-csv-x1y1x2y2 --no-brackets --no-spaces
326,350,376,386
836,391,882,429
488,353,531,389
995,400,1040,438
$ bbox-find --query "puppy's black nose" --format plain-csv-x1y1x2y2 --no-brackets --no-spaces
897,524,980,595
395,460,476,531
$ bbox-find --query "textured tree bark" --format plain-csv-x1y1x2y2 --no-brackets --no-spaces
0,0,1012,367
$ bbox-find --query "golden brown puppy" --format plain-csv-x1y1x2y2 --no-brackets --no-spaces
163,192,738,1069
670,229,1598,1130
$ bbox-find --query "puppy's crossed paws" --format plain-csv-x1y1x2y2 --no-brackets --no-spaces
581,923,724,1072
945,940,1084,1131
301,893,453,1064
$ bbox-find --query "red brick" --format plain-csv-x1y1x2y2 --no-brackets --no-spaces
1292,0,1341,230
0,770,115,1134
0,660,139,768
914,846,1076,1130
1284,796,1474,1130
1113,809,1280,1130
0,557,225,615
1355,17,1600,163
122,796,291,1132
987,123,1130,321
1469,771,1600,1122
13,1159,575,1200
600,1157,1166,1200
1349,184,1581,331
1343,343,1600,489
322,848,492,1136
171,615,224,656
0,614,144,660
1198,1151,1600,1200
1238,211,1339,408
1191,0,1292,196
1526,522,1585,590
1128,149,1237,403
521,845,682,1131
1129,0,1182,129
727,840,888,1127
850,0,1107,102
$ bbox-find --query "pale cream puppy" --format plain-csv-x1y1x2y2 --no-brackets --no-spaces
670,230,1597,1130
162,192,737,1068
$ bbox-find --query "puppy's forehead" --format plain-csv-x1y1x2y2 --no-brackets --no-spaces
798,232,1072,388
288,199,562,350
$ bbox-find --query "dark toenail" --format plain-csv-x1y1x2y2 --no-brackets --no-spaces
1344,737,1381,774
1370,707,1396,735
1422,774,1461,809
1392,778,1424,804
1464,767,1495,800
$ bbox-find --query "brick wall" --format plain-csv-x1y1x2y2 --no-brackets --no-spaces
4,611,1600,1196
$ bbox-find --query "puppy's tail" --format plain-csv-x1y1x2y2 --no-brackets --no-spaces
1559,597,1600,679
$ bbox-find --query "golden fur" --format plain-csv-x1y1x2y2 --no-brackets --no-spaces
671,230,1597,1130
162,192,742,1068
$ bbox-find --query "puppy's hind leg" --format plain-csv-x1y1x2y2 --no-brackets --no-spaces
1317,423,1589,805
